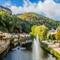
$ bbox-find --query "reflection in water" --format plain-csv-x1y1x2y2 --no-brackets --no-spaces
40,49,56,60
3,46,32,60
3,46,56,60
32,35,40,60
32,35,56,60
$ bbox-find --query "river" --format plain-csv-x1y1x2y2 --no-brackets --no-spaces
2,46,56,60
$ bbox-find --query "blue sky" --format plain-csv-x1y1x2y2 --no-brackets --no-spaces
0,0,60,6
0,0,60,20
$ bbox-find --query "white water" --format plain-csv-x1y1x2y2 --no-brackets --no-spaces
32,35,56,60
32,35,41,60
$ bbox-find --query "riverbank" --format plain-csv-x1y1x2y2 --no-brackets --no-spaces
0,40,10,58
0,32,11,57
41,41,60,60
3,43,56,60
0,32,31,57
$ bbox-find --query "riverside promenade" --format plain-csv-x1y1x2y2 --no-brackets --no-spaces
41,41,60,59
0,40,10,54
0,32,11,56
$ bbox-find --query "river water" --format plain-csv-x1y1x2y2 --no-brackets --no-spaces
2,46,56,60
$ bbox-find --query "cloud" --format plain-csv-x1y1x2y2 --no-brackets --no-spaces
3,0,12,7
10,0,39,14
9,0,60,20
10,6,24,14
37,0,60,20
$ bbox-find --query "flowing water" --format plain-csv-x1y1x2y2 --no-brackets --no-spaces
3,46,56,60
32,35,40,60
3,36,56,60
3,46,32,60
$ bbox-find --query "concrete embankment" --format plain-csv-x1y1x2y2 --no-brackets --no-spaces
0,32,11,57
0,40,10,57
41,41,60,60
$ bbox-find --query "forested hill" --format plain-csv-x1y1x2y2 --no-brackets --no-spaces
0,6,60,33
17,12,60,29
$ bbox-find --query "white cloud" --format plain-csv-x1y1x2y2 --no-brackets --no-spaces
10,0,39,14
10,6,24,14
9,0,60,20
3,0,12,7
37,0,60,20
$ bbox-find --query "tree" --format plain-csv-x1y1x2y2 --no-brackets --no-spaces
0,10,21,33
30,25,48,40
55,27,60,40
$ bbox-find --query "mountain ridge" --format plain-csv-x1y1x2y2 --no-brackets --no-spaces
17,12,60,29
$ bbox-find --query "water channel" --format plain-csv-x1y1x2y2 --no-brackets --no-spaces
3,36,56,60
3,46,56,60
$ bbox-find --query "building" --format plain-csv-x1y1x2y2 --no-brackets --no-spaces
48,29,56,35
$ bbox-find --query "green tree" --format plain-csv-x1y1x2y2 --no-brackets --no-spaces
30,25,48,40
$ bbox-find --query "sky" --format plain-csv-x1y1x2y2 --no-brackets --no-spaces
0,0,60,20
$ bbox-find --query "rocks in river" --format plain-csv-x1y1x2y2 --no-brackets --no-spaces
10,35,19,48
0,31,31,50
19,33,30,43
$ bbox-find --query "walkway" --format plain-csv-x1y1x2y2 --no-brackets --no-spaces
41,41,60,59
0,40,10,54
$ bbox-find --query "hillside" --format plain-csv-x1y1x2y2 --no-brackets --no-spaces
0,9,21,33
17,13,39,20
17,12,60,29
0,8,60,33
0,6,12,15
